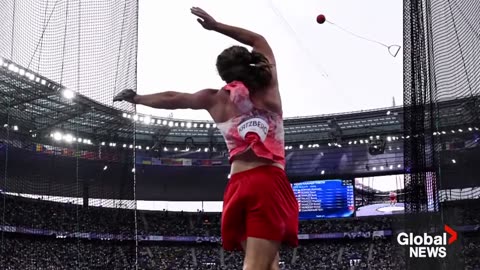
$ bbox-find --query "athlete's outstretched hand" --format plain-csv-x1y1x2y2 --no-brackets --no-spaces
113,89,137,103
191,7,217,30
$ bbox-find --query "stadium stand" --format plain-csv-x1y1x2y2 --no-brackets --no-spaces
1,194,479,269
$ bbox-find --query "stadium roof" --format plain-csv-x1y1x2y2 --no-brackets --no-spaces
0,58,478,151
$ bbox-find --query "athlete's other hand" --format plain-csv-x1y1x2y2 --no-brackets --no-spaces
113,89,137,103
191,7,217,30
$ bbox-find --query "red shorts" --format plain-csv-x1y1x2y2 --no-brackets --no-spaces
221,165,299,251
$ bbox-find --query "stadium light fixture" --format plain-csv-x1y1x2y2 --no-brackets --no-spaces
212,124,217,128
53,132,63,141
168,121,173,127
193,123,198,128
199,124,204,128
174,122,179,127
204,147,209,152
146,146,150,150
180,122,185,127
397,164,402,168
8,63,17,72
62,89,75,99
206,123,211,129
451,159,456,164
101,142,106,146
321,170,325,175
143,116,151,125
13,125,18,131
163,147,168,151
64,134,73,143
123,144,127,148
174,147,178,151
299,144,303,149
186,122,192,128
133,115,139,121
103,166,108,171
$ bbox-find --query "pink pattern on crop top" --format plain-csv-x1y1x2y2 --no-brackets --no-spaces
216,81,285,166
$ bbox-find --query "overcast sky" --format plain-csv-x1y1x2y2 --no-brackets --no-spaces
136,0,403,120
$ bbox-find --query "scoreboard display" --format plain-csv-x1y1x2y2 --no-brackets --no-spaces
292,179,355,220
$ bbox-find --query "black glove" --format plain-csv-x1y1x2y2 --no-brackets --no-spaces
113,89,137,103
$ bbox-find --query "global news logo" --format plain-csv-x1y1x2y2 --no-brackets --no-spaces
397,225,457,258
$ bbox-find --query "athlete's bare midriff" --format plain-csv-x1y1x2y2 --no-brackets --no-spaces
230,149,284,175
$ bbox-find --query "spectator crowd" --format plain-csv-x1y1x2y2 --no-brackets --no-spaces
0,195,479,269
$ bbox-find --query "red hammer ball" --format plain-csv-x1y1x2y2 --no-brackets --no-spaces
316,14,326,24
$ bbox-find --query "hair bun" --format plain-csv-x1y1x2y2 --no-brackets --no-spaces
249,51,264,65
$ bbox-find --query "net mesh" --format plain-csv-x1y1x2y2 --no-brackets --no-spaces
403,0,479,268
0,0,138,268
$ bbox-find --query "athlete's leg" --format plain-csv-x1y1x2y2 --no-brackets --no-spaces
270,252,280,270
242,240,280,270
242,237,280,270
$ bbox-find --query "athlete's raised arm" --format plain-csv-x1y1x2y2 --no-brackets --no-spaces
113,89,219,111
190,7,275,65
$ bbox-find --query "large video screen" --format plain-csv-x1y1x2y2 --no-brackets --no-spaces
355,175,405,217
292,179,355,220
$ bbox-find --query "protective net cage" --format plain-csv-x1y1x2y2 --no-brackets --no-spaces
403,0,479,268
0,0,138,268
